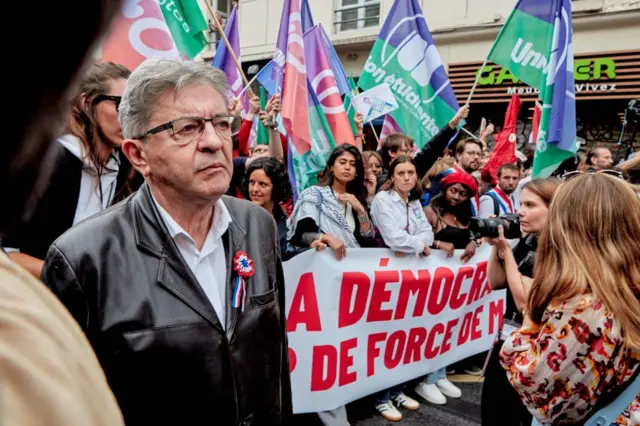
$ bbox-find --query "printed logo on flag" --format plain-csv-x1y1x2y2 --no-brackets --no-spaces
101,0,180,70
358,0,459,149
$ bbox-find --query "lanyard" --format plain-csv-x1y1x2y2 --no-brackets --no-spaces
405,204,410,232
494,187,514,213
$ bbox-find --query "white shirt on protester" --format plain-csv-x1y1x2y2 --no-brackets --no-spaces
5,134,119,253
371,189,434,254
478,186,519,219
512,175,531,213
151,192,231,330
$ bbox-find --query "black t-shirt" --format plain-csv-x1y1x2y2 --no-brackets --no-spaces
504,234,537,323
227,157,248,197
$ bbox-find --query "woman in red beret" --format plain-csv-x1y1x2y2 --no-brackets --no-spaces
413,171,480,405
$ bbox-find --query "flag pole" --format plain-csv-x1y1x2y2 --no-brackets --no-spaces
460,126,482,142
205,2,254,97
237,72,260,98
465,57,488,105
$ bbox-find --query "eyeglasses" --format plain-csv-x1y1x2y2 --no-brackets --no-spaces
134,115,242,145
94,95,122,111
560,169,624,181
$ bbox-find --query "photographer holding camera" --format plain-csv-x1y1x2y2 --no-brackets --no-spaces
480,178,560,426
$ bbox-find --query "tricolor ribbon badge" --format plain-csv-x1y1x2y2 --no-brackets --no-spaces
232,251,254,311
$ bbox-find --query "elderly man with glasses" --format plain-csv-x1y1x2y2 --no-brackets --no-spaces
40,58,292,426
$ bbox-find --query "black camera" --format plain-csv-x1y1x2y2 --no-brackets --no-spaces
469,213,522,239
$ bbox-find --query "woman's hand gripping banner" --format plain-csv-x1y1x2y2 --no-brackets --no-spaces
283,245,506,413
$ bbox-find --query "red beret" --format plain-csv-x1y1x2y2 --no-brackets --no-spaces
441,171,478,196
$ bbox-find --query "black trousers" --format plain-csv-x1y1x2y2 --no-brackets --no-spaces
481,340,533,426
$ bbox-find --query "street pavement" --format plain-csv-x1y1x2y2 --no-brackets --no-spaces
293,375,483,426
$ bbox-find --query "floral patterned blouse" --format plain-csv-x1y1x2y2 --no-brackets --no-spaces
500,294,639,425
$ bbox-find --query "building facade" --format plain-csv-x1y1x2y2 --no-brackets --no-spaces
202,0,640,152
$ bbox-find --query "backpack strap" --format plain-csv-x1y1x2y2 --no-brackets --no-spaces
486,191,501,216
530,368,640,426
583,368,640,426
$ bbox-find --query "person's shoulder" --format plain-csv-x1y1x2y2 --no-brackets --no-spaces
53,197,133,253
373,189,391,202
479,192,493,200
222,195,273,224
233,157,248,167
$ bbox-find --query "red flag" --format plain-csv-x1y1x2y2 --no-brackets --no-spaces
101,0,180,70
280,0,312,155
531,101,542,144
482,94,522,185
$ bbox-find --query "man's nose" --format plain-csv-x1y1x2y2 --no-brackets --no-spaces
198,121,224,151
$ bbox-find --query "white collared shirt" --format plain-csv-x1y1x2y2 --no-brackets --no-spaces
479,186,519,219
58,134,120,224
370,190,434,254
151,192,232,329
5,135,119,253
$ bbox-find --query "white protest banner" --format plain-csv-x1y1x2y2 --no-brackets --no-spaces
353,83,399,123
283,245,505,414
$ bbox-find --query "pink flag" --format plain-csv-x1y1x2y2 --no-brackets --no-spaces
379,115,403,149
278,0,312,155
101,0,180,70
305,25,355,147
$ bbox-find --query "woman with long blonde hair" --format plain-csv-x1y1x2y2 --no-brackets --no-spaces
500,174,640,425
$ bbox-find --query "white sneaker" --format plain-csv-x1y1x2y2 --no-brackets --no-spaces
436,378,462,398
392,392,420,410
414,382,447,405
375,401,402,421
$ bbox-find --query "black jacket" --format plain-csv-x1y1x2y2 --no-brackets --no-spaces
3,141,142,259
41,184,292,426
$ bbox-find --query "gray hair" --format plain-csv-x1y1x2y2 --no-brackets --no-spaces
119,58,230,139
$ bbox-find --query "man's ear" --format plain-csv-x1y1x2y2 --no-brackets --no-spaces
121,139,150,177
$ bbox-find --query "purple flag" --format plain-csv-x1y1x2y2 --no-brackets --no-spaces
273,0,315,94
272,0,291,93
211,6,246,107
301,0,314,33
315,24,350,96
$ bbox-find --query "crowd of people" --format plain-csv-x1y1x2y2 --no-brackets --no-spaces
1,3,639,425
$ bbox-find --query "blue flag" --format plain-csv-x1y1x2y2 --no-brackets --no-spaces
532,0,577,177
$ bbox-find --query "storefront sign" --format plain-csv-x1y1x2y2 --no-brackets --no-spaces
447,49,639,103
477,57,617,86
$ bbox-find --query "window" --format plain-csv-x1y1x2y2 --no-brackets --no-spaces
208,0,233,48
335,0,380,33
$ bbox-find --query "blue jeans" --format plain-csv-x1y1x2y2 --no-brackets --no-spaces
424,367,446,384
375,384,405,404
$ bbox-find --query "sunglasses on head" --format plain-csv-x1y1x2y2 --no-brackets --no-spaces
94,95,122,111
560,169,624,181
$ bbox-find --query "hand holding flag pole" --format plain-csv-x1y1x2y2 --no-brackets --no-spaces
347,79,381,147
205,2,254,98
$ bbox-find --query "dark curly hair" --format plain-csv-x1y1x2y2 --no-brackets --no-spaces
317,144,368,207
241,157,292,204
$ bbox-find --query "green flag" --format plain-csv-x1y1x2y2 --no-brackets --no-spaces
256,87,269,145
343,75,358,135
486,0,577,177
357,0,460,149
158,0,208,59
291,82,338,192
